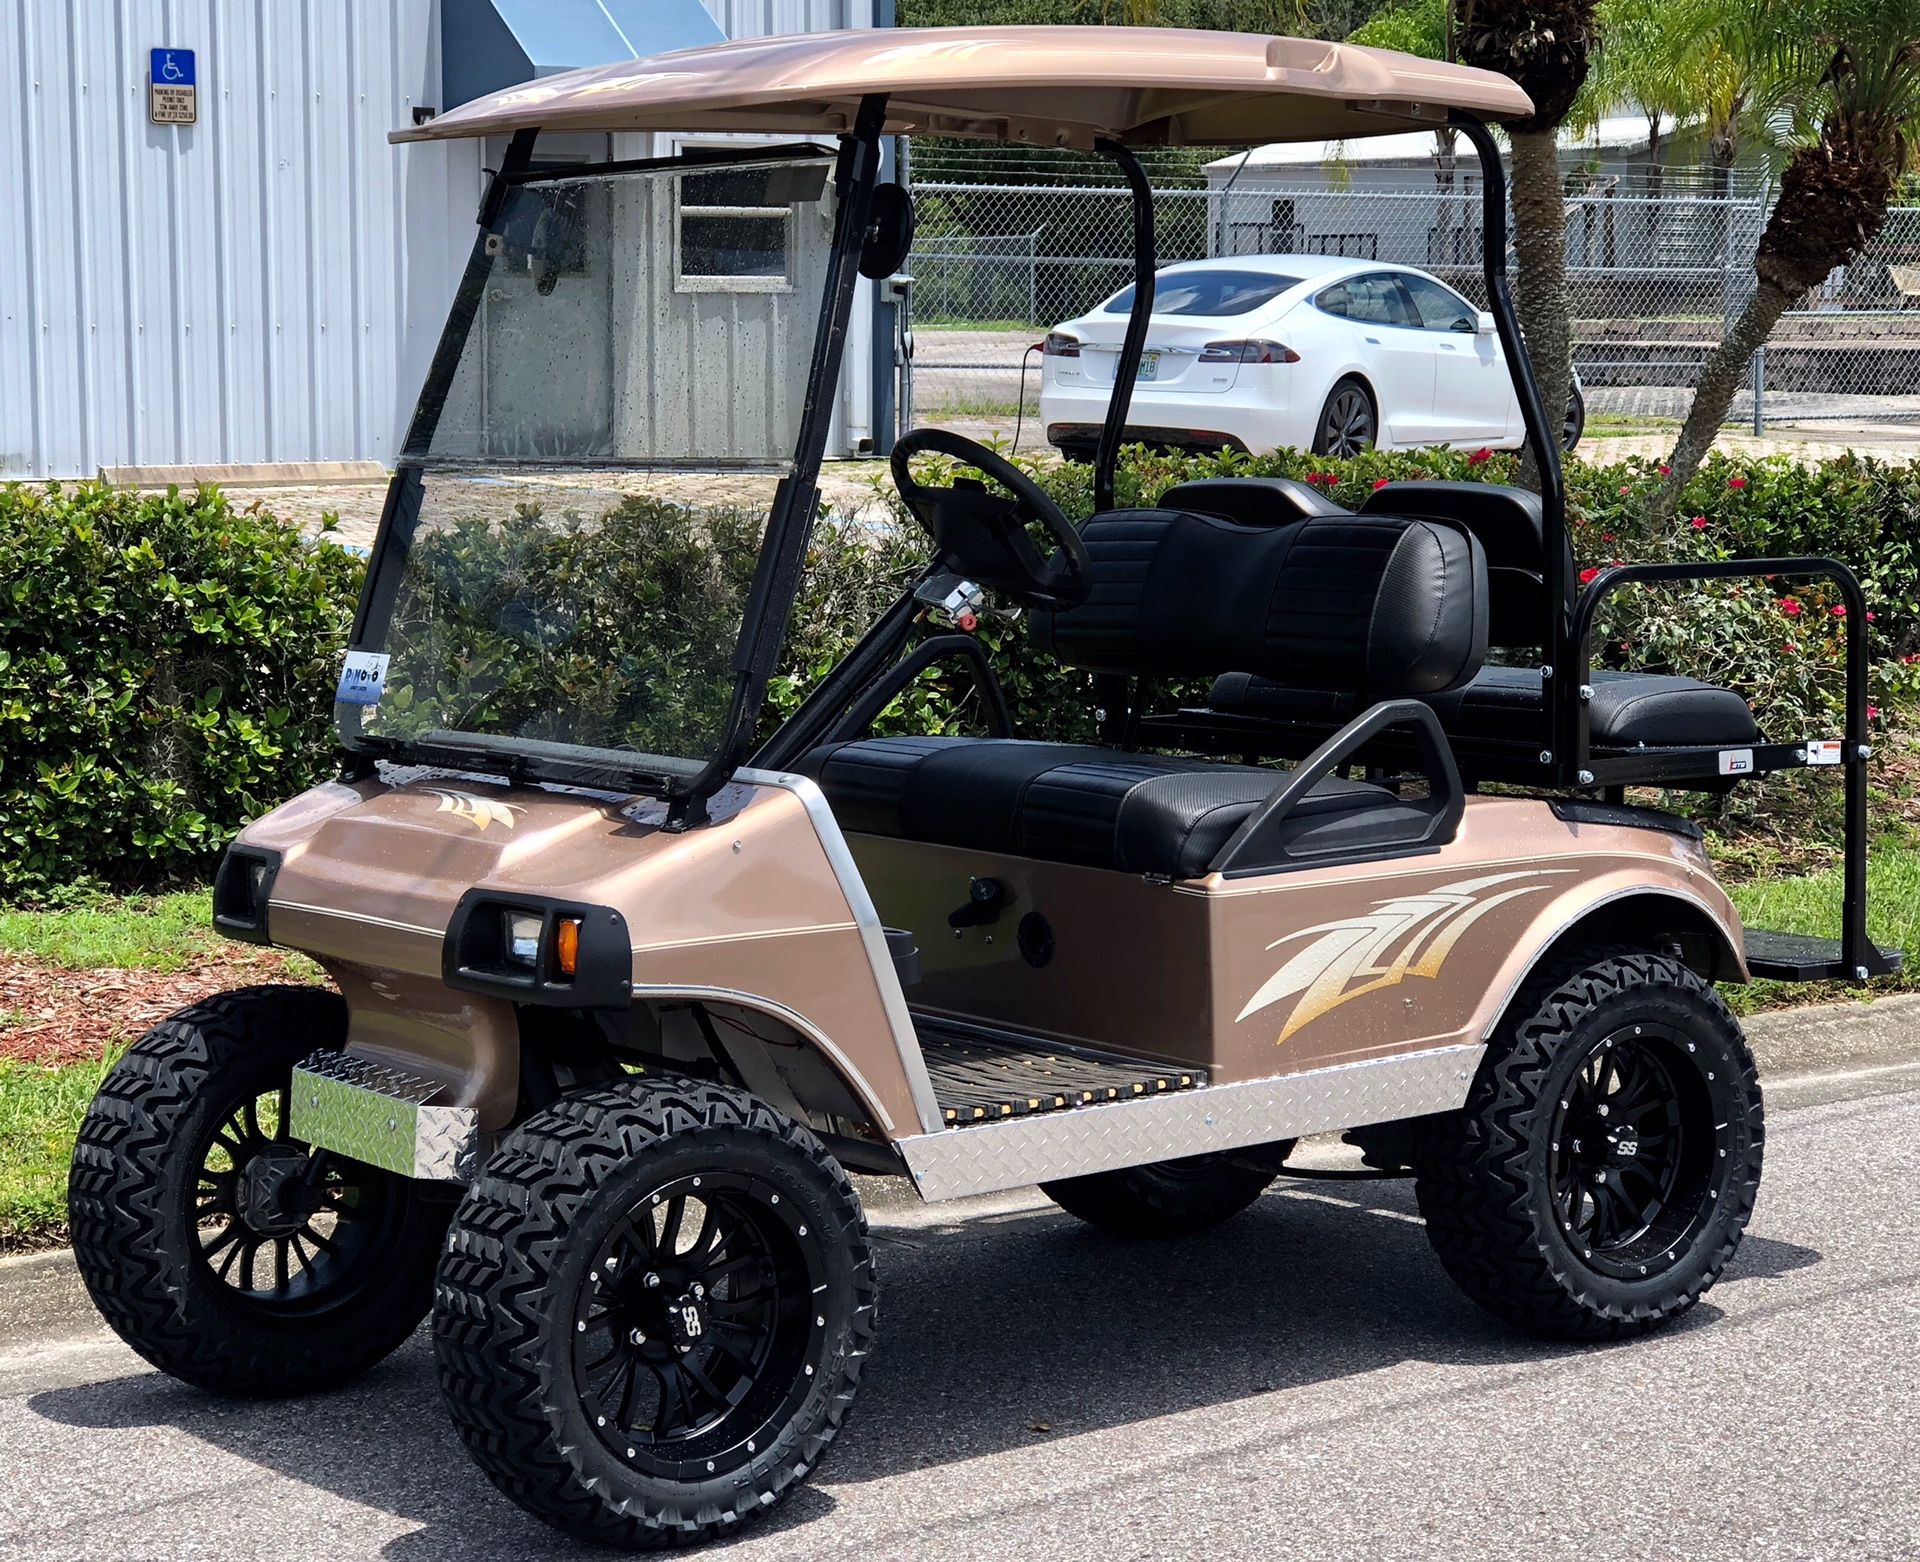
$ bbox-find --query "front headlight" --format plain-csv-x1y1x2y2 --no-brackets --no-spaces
504,911,543,967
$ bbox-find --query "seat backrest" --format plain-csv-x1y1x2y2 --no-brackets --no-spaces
1032,508,1488,697
1356,480,1568,649
1157,476,1348,528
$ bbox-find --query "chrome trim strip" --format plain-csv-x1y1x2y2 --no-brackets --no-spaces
736,768,946,1135
628,982,898,1136
896,1043,1485,1202
271,901,443,940
1480,884,1745,1040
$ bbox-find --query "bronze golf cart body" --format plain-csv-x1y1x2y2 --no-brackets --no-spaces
70,25,1894,1551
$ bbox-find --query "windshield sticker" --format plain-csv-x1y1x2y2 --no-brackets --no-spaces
336,650,390,707
422,788,525,832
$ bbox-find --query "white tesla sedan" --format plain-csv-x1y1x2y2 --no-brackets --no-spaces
1038,254,1583,460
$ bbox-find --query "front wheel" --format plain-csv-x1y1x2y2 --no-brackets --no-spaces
1414,948,1763,1340
434,1078,876,1549
67,985,453,1396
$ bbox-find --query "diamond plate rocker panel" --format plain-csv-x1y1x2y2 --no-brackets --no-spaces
897,1043,1486,1202
289,1050,480,1181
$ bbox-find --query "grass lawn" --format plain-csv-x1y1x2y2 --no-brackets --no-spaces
1723,842,1920,1013
0,888,223,971
0,1053,116,1248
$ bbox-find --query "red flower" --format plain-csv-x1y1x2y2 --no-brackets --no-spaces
1619,485,1632,495
1728,476,1748,490
1659,463,1672,476
1785,642,1799,653
1467,447,1493,465
1690,515,1708,529
1869,705,1881,721
1602,531,1616,542
1867,611,1877,622
1832,604,1848,618
1372,477,1392,491
1780,598,1803,617
1579,566,1600,585
1904,653,1919,665
1307,471,1335,485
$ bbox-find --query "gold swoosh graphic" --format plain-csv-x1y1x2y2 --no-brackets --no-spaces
1239,869,1575,1043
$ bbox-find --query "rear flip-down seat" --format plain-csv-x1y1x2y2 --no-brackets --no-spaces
1160,478,1759,764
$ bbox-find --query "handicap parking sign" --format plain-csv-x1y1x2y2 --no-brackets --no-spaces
149,48,198,124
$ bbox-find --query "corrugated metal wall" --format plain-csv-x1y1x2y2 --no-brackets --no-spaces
1,0,869,480
0,0,482,478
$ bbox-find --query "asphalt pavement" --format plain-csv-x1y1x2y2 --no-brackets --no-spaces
3,1060,1917,1561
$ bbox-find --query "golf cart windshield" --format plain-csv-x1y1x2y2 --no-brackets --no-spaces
338,149,838,792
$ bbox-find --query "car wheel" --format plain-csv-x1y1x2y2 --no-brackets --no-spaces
1563,385,1586,453
435,1077,876,1548
1041,1143,1295,1237
1312,377,1376,457
68,985,453,1397
1414,946,1763,1341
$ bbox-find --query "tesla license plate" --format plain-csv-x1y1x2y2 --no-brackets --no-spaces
1135,351,1161,382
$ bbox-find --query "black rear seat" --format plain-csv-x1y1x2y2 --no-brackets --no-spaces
803,503,1487,877
1168,478,1759,757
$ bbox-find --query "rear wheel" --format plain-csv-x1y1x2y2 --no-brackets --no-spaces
1042,1144,1293,1237
1311,376,1376,457
67,985,452,1396
1414,948,1763,1340
434,1078,876,1548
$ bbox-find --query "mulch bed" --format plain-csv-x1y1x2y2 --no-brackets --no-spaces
0,948,310,1067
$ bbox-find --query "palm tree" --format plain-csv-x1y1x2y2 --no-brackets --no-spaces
1656,1,1920,515
1453,0,1603,483
1589,0,1713,234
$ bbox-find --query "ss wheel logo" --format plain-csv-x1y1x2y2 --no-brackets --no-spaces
680,1304,704,1338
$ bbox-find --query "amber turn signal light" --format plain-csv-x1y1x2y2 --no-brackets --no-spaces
554,916,582,978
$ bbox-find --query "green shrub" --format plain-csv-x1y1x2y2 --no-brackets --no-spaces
6,449,1918,897
0,481,363,895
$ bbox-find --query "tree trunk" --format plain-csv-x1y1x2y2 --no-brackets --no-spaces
1651,277,1795,524
1509,130,1572,489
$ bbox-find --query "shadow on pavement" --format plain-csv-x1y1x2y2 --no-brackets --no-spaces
26,1179,1818,1559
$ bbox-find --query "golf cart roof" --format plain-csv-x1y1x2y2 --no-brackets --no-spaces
391,26,1534,150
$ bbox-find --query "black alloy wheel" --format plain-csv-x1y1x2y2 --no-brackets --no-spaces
1315,378,1377,457
1548,1023,1720,1281
1415,948,1762,1340
435,1078,876,1548
572,1172,820,1482
68,986,451,1396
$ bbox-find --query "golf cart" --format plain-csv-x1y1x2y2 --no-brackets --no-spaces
70,26,1897,1550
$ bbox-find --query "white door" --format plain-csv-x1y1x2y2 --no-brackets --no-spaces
1399,274,1512,445
1319,274,1439,447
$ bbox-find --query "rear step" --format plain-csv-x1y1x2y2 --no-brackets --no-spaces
914,1016,1204,1127
1744,928,1905,982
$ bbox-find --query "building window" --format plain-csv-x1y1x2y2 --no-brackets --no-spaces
675,164,794,292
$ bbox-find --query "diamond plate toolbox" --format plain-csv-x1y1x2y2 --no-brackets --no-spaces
289,1050,479,1181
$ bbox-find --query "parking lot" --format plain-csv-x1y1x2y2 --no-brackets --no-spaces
3,1060,1915,1562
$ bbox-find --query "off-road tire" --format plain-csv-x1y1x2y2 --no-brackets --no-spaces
1042,1145,1292,1237
1415,948,1763,1340
434,1078,877,1549
68,985,452,1396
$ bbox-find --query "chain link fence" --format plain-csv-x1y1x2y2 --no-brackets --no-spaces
895,145,1920,445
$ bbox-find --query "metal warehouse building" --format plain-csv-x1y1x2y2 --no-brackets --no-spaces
0,0,886,480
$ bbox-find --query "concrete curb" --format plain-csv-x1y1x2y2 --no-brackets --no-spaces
1744,992,1920,1076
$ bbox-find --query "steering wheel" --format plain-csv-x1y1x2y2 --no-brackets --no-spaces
890,428,1090,610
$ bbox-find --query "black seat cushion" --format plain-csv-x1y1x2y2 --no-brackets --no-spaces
1159,476,1350,528
796,736,1426,878
1031,508,1488,696
1208,664,1760,751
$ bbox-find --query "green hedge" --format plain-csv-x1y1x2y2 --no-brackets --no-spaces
5,449,1918,896
0,482,363,895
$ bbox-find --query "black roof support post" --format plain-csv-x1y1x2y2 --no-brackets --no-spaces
1093,138,1155,515
1451,114,1577,777
683,92,891,819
